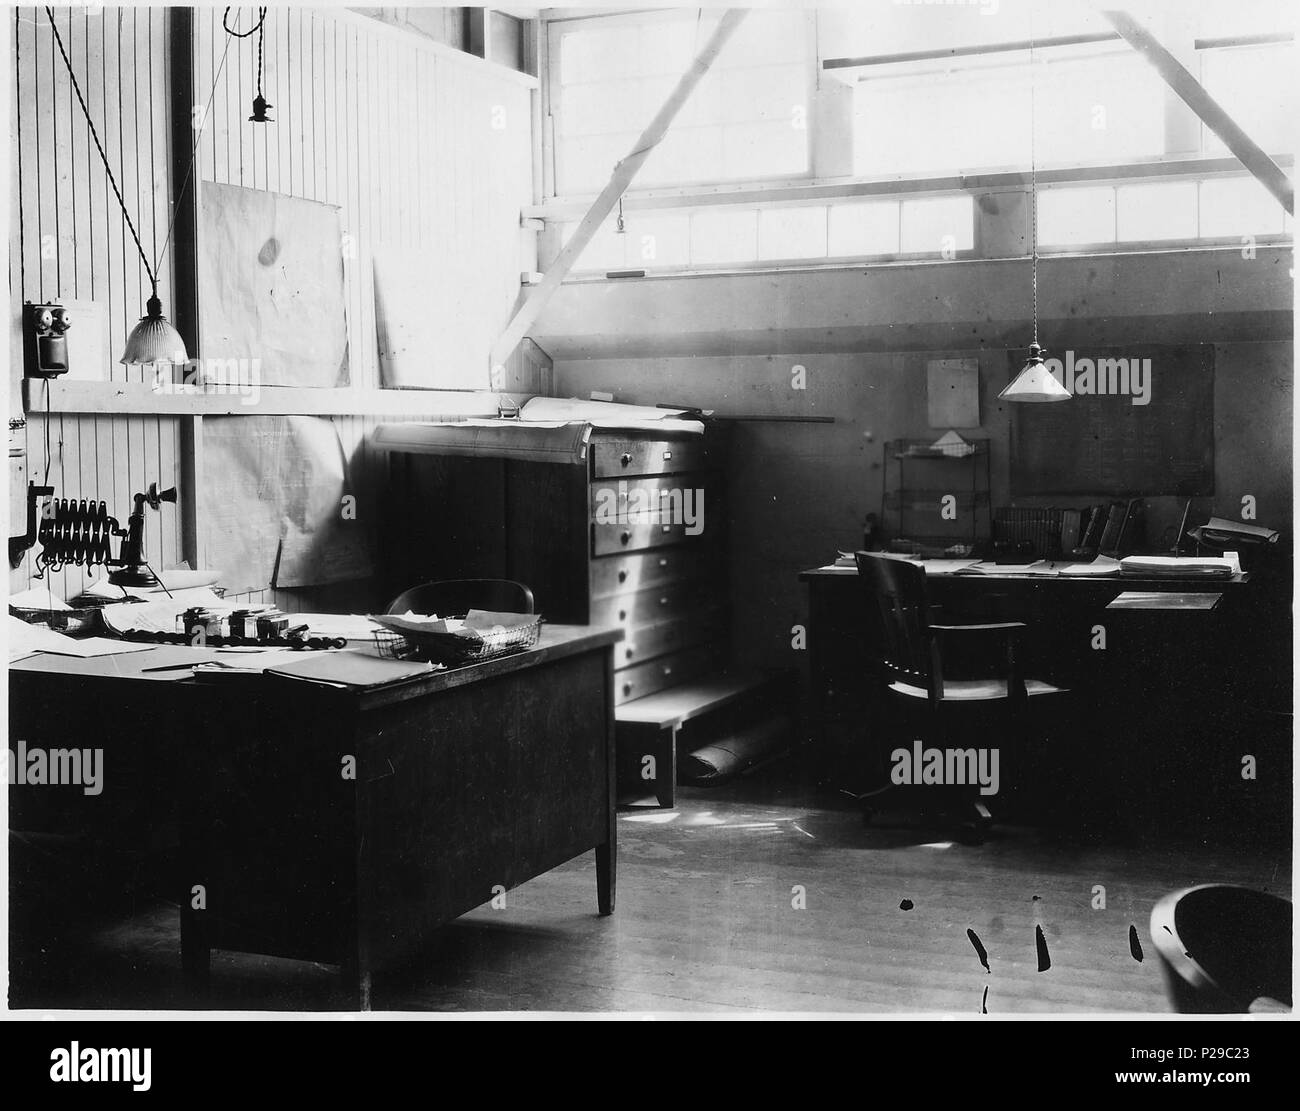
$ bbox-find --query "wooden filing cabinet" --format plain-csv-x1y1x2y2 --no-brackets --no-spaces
505,425,731,706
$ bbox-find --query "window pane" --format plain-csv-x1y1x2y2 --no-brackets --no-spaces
1037,186,1116,246
690,209,758,265
723,121,807,181
552,11,811,195
900,196,974,253
855,61,1031,177
1033,52,1166,165
642,126,727,188
757,206,828,260
1201,43,1297,156
828,201,900,256
626,213,691,267
1116,182,1198,241
1199,177,1289,238
561,219,629,273
556,133,633,196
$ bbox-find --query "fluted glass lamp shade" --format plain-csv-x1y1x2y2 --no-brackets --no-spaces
121,294,188,365
998,343,1071,403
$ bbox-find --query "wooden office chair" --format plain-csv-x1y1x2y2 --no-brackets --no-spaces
385,578,535,617
854,552,1066,839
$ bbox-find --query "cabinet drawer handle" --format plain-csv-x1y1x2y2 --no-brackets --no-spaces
663,449,672,461
662,665,673,677
620,530,631,544
659,596,669,606
618,569,628,582
622,683,632,697
620,452,632,467
661,524,671,533
658,557,668,568
625,647,634,660
618,609,627,621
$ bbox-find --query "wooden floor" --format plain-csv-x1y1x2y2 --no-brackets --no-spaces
10,763,1290,1014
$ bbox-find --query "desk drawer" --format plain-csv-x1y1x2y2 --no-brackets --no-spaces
592,518,706,556
593,438,710,479
590,582,704,629
615,646,715,705
615,612,724,670
590,549,712,598
589,473,709,522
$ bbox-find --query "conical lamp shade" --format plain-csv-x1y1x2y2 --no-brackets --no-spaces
121,295,188,366
998,344,1070,403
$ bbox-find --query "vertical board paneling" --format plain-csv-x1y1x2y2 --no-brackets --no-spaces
10,6,182,596
13,7,536,601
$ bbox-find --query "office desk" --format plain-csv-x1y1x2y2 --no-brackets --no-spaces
9,625,621,1009
799,564,1261,810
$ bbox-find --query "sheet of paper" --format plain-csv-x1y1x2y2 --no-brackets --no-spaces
199,181,349,388
374,245,489,390
918,559,983,575
521,397,703,432
1056,556,1122,576
7,585,73,610
203,416,374,593
6,617,155,660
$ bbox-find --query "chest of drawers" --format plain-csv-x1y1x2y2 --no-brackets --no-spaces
506,426,731,705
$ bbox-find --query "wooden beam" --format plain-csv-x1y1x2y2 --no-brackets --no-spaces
168,7,203,569
23,379,530,418
1101,8,1293,216
489,8,748,371
522,155,1292,221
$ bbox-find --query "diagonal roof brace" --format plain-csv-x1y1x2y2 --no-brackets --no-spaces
1101,7,1293,216
490,8,749,374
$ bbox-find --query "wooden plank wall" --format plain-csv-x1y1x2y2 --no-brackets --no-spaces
10,6,548,609
10,5,181,599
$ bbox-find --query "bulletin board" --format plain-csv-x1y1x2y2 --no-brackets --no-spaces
1010,345,1214,496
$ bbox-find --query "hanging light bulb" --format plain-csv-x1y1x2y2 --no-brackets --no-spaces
46,10,190,370
999,342,1069,402
121,292,188,367
998,19,1069,405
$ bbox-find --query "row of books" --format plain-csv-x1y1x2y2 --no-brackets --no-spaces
993,500,1144,558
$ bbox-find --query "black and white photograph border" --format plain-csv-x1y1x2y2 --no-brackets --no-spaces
2,0,1295,1047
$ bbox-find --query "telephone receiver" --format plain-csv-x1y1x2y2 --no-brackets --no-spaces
108,483,179,587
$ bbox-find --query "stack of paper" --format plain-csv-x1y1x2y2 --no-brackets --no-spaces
1119,555,1236,578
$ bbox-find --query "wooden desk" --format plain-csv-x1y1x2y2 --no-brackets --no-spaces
9,625,621,1009
799,564,1258,801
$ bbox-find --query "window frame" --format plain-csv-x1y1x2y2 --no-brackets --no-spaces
542,6,820,202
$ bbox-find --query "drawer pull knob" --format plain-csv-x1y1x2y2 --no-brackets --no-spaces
618,570,627,582
623,683,632,696
663,666,673,677
658,558,668,567
659,596,668,605
626,648,634,660
620,453,632,467
663,450,672,460
618,610,627,621
621,530,631,544
661,524,671,533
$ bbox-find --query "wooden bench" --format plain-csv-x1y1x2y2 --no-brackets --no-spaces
614,669,794,808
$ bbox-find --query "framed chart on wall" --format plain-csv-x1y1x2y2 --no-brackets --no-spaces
1010,345,1214,496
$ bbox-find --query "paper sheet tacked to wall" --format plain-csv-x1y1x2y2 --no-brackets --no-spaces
374,245,490,391
202,416,373,594
199,181,349,388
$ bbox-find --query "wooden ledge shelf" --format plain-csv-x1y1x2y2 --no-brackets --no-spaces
23,378,522,419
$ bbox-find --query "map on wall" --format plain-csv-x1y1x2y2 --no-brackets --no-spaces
199,182,349,388
1010,345,1214,496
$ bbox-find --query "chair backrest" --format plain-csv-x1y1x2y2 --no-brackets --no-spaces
385,578,535,617
854,552,934,695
